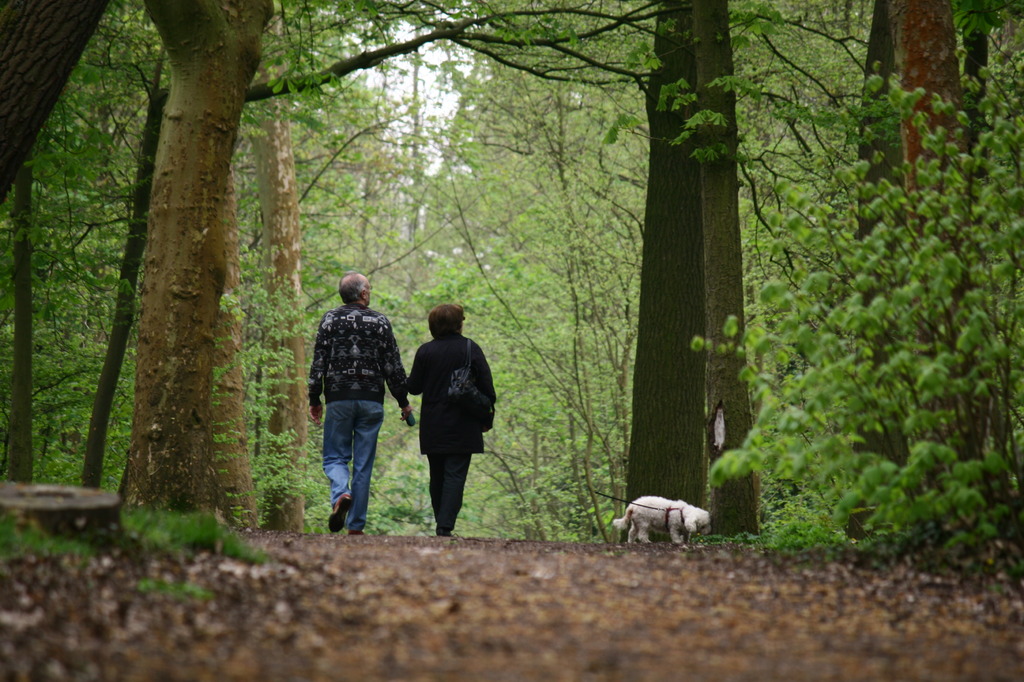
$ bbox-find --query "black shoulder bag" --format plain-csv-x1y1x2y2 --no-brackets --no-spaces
447,339,493,422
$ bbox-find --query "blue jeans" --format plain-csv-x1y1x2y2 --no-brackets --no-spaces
322,400,384,531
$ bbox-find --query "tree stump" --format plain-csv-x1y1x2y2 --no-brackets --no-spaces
0,484,121,537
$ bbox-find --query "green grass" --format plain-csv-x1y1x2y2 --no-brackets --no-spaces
136,577,215,601
693,525,850,554
0,508,265,564
0,515,102,559
121,508,265,562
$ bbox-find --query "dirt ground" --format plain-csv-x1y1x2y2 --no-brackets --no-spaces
1,530,1023,681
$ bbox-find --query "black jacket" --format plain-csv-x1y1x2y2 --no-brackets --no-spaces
407,334,496,455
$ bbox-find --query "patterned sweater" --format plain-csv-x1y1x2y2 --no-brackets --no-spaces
308,303,409,407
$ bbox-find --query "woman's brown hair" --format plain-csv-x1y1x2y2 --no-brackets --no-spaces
428,304,465,338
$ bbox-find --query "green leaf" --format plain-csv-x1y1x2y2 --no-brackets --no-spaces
723,315,740,338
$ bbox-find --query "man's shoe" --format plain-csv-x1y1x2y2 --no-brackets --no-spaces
347,529,364,535
328,494,352,533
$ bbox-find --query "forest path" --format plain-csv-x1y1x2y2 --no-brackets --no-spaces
1,530,1022,680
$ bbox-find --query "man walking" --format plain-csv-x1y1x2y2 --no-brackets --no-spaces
309,272,413,534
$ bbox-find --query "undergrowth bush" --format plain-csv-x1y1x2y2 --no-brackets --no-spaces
713,85,1024,564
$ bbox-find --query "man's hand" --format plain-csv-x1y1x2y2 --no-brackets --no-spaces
309,404,323,426
401,404,414,422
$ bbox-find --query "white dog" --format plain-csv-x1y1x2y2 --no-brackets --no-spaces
611,496,711,544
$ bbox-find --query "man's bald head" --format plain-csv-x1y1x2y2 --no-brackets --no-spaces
339,272,370,304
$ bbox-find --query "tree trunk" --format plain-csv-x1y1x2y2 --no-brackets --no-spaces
8,161,33,482
0,0,110,205
962,23,988,154
83,86,165,489
211,170,258,527
694,0,759,535
888,0,964,179
253,110,307,532
123,0,272,512
848,0,907,539
857,0,902,217
627,3,707,508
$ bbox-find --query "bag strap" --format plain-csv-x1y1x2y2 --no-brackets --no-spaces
463,338,472,369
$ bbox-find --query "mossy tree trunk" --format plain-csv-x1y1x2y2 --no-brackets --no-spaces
211,171,258,527
627,2,707,508
694,0,758,535
123,0,272,513
253,102,307,532
8,161,33,483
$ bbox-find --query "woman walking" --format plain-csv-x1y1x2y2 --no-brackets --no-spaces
407,304,496,537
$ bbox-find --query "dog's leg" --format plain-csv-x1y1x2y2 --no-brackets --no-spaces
682,513,696,544
634,517,651,543
622,507,638,543
669,509,691,544
669,525,685,544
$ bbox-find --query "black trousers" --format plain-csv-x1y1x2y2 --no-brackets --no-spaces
427,453,472,535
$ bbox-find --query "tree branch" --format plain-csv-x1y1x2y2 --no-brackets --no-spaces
247,4,669,102
246,16,494,101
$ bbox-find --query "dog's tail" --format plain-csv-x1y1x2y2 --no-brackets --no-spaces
611,506,633,531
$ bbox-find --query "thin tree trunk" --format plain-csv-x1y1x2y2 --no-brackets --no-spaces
0,0,110,204
694,0,759,535
963,25,988,153
627,3,707,508
8,161,33,482
123,0,272,512
253,109,308,531
404,60,425,243
211,170,258,527
848,0,906,539
83,85,165,488
857,0,902,218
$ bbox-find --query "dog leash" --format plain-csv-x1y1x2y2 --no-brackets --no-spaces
596,491,664,512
